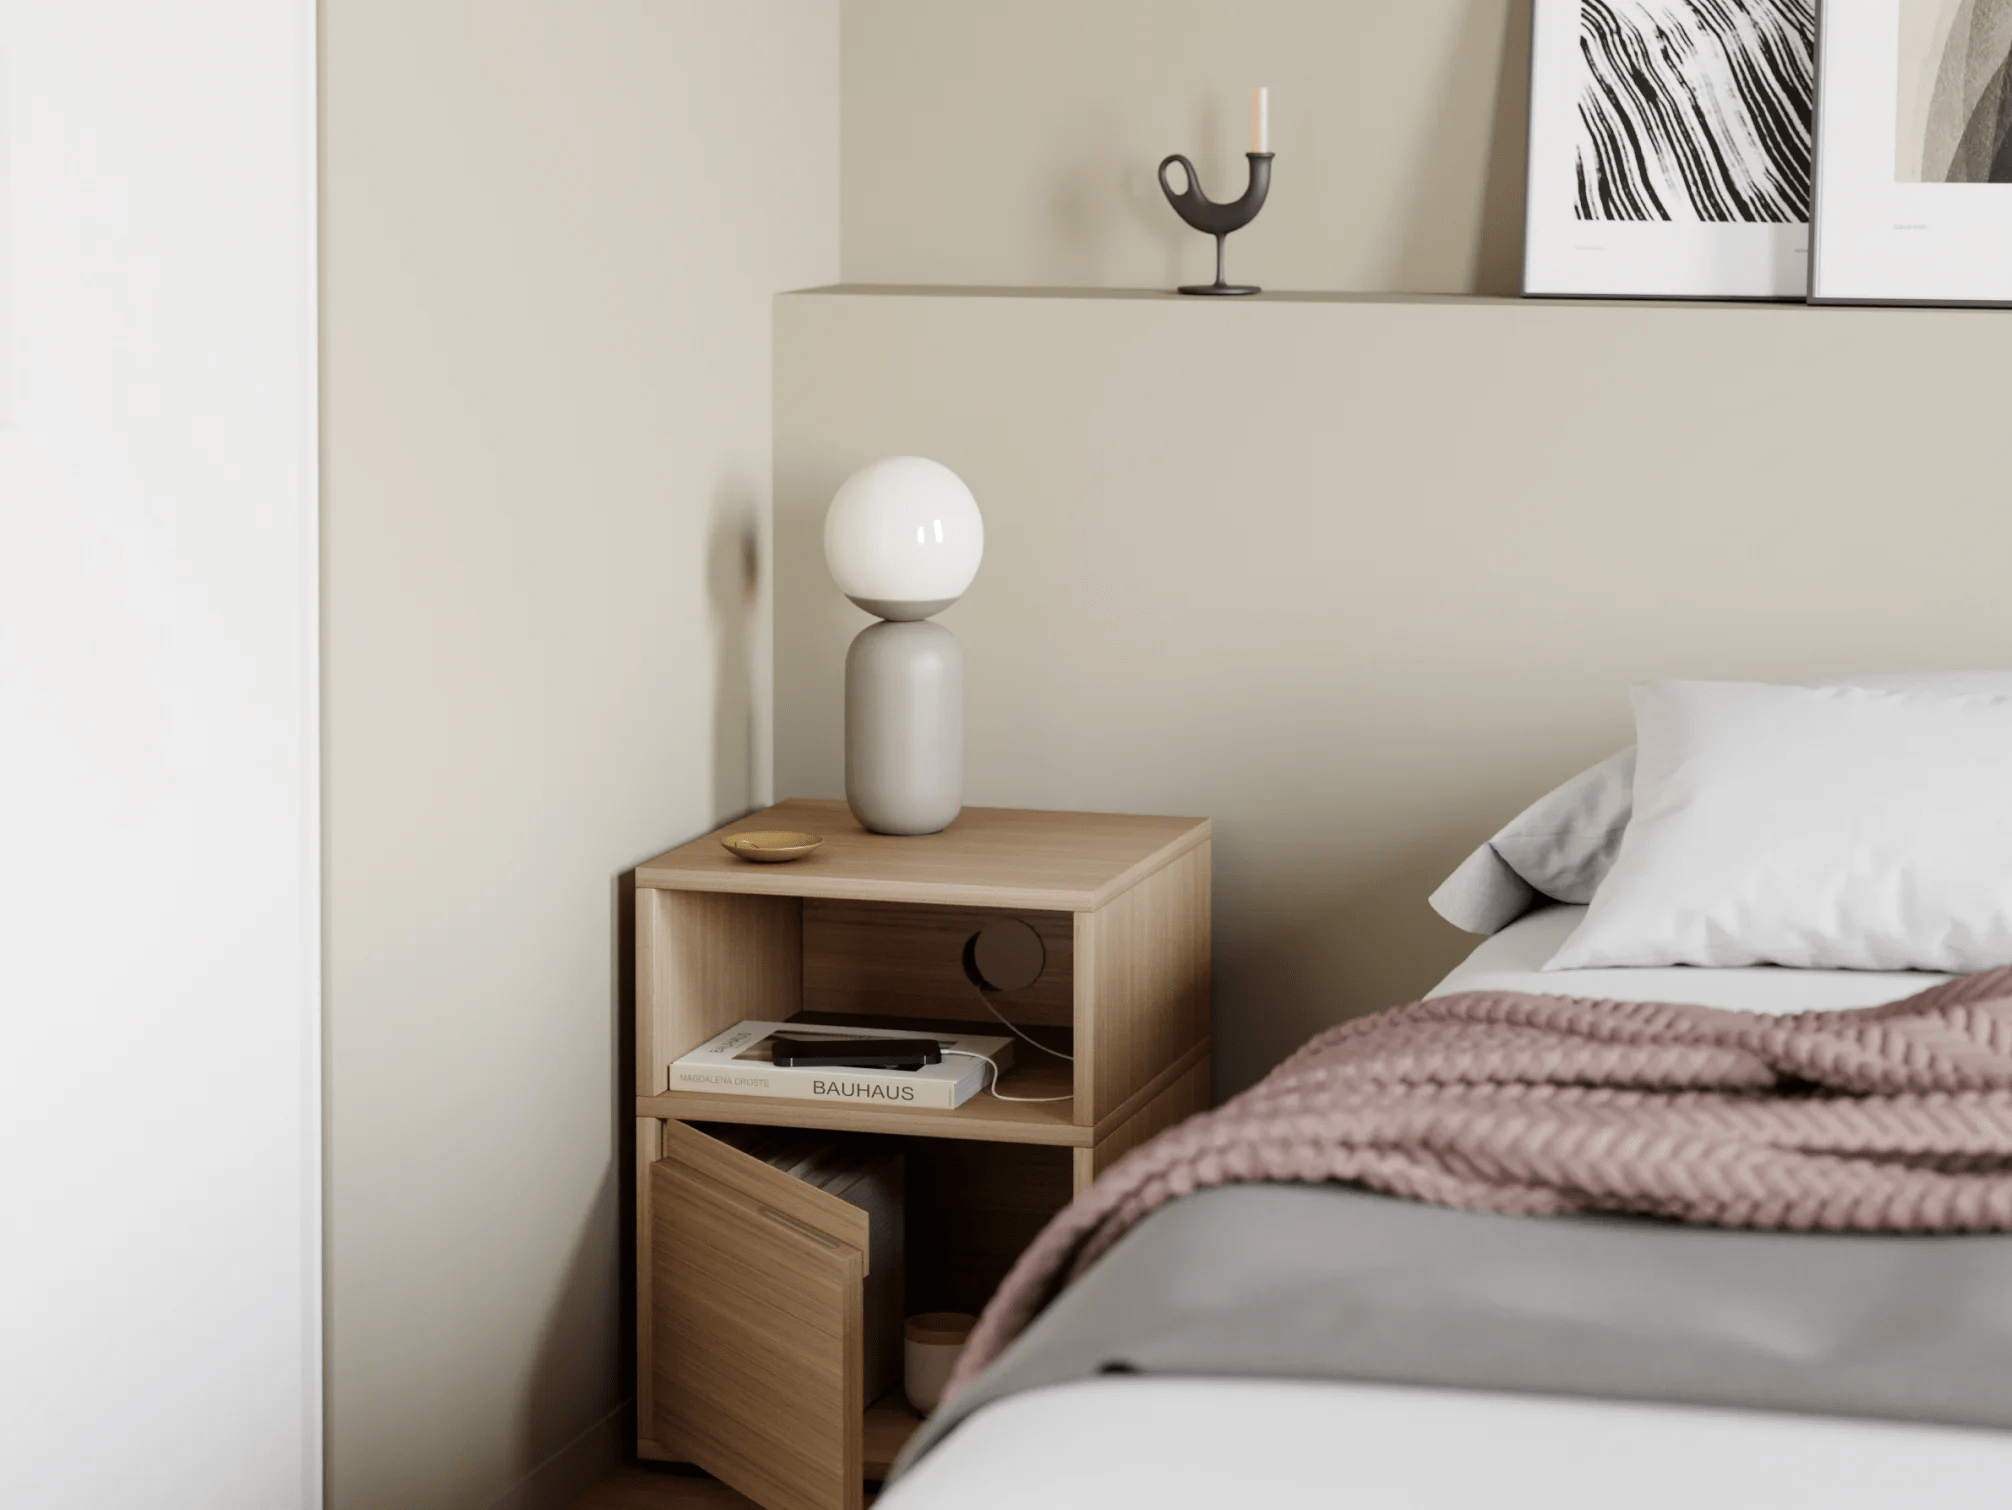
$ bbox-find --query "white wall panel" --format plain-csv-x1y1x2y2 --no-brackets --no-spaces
0,5,319,1507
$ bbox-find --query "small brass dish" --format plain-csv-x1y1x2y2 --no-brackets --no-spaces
721,830,824,863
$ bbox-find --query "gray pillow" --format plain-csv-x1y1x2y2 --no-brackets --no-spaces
1430,670,2012,935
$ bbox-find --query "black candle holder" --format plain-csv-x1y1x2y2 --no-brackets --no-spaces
1158,152,1273,295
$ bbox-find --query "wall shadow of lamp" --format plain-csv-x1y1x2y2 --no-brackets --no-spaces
825,457,984,836
1159,85,1274,295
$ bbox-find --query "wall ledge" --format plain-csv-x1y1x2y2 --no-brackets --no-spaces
785,283,2000,318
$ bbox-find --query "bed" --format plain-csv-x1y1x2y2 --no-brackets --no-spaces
879,679,2012,1507
878,905,2012,1509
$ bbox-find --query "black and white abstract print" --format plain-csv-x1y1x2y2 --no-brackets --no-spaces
1574,0,1815,223
1898,0,2012,183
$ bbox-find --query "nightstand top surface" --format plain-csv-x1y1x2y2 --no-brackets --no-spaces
637,799,1209,910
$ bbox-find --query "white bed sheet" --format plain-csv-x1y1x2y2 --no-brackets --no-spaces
1429,903,1949,1012
882,1378,2012,1509
882,918,1997,1508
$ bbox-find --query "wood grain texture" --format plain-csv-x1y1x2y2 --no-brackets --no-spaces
637,1118,663,1444
860,1396,924,1480
801,898,1074,1027
1074,1055,1212,1195
1087,1038,1210,1147
639,1056,1080,1145
660,1121,871,1264
637,800,1208,910
1074,840,1212,1126
639,889,802,1095
565,1465,763,1509
652,1156,864,1510
637,804,1214,1507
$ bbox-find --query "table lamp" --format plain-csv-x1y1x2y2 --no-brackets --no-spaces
824,457,984,835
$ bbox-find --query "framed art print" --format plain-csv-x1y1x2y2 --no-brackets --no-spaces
1811,0,2012,304
1525,1,1816,299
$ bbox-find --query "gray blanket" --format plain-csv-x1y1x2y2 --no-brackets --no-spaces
895,1182,2012,1476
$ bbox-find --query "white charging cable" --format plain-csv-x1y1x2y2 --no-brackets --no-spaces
958,934,1072,1101
953,930,1078,1103
971,985,1074,1062
940,1048,1073,1104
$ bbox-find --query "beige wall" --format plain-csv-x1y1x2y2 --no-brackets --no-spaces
774,288,2012,1096
321,5,837,1508
841,0,1531,293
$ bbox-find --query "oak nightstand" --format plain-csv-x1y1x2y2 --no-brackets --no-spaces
633,799,1211,1510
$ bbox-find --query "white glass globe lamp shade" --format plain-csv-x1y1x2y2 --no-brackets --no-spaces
824,456,984,621
825,457,981,837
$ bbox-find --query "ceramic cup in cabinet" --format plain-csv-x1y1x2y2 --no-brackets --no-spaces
904,1312,977,1416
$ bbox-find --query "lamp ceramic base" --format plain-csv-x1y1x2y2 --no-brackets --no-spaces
845,619,964,836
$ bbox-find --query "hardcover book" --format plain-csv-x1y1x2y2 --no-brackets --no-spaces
669,1020,1017,1110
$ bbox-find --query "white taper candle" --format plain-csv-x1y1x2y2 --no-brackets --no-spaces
1251,86,1269,153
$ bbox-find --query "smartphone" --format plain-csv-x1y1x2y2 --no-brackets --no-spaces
768,1035,944,1070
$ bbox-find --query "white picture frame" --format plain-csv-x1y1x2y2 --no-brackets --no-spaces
1524,0,1815,300
1811,0,2012,306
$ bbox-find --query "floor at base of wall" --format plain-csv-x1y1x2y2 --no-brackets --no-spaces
564,1466,754,1509
567,1465,884,1509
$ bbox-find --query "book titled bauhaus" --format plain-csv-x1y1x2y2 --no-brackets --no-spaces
668,1020,1016,1111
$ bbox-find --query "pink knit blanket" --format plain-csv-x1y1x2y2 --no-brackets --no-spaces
949,969,2012,1397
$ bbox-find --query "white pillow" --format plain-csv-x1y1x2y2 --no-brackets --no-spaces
1431,670,2012,936
1546,680,2012,972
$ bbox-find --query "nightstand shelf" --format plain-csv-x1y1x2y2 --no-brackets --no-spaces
638,1053,1080,1142
861,1394,923,1479
634,800,1211,1510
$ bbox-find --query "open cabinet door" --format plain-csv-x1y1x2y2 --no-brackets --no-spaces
651,1121,867,1510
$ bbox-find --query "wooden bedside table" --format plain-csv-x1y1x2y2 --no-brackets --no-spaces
633,799,1211,1510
